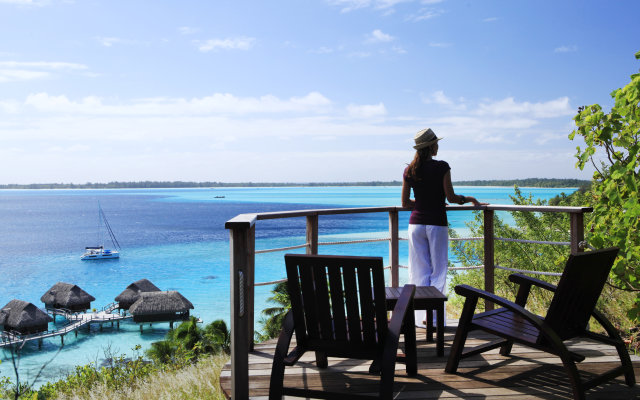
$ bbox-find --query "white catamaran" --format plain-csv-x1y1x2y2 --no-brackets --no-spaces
81,204,121,260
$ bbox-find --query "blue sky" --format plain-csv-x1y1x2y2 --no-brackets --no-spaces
0,0,639,184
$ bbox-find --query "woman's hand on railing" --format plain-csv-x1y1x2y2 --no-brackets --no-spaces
465,196,487,206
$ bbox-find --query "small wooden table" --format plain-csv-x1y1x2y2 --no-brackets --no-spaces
385,286,447,356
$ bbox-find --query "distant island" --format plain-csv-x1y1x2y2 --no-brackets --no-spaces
0,178,590,190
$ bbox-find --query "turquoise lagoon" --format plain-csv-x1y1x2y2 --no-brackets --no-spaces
0,186,576,385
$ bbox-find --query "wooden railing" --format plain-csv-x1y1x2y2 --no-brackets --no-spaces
225,204,592,399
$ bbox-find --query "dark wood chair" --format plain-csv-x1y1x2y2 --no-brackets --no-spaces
269,254,417,400
445,247,635,400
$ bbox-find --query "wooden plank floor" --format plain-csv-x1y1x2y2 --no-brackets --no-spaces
220,324,640,399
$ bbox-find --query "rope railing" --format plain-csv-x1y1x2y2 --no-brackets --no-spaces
255,243,307,254
495,264,563,276
252,234,572,286
495,237,570,246
255,236,485,255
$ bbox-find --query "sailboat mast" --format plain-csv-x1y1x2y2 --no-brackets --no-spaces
98,201,103,247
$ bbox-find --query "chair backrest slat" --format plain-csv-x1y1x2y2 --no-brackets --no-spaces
284,254,388,354
327,264,347,341
342,264,362,345
357,265,377,346
543,247,619,342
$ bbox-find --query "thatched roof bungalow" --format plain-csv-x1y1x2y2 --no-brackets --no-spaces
115,279,161,310
40,282,96,312
0,300,53,335
129,291,193,323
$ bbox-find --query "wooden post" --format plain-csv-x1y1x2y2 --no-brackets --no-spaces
389,210,399,287
140,325,143,333
306,215,318,255
61,335,64,346
483,209,495,311
229,222,255,400
570,212,585,254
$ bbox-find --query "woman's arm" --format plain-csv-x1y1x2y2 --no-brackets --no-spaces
401,180,414,208
443,170,482,206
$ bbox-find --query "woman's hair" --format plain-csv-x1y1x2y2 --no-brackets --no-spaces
405,146,433,181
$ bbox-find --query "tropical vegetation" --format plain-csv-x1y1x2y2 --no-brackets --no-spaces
0,318,230,399
569,50,640,321
255,281,290,342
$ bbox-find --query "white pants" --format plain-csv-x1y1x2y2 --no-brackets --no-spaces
408,224,448,327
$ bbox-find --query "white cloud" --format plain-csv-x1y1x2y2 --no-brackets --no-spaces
0,69,50,82
554,45,578,53
0,0,48,5
309,46,335,54
21,91,333,115
348,51,372,58
483,17,498,22
347,102,387,118
196,37,256,52
0,61,89,83
97,37,121,47
429,42,452,48
367,29,394,43
475,97,572,118
422,90,466,110
178,26,199,35
0,89,583,183
0,61,88,70
407,7,444,21
328,0,411,13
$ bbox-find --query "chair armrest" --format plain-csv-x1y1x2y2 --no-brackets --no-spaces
509,273,558,293
455,284,546,330
381,284,416,379
454,284,573,358
273,310,305,366
388,284,416,337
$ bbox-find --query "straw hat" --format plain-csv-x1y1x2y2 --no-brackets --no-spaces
413,128,442,150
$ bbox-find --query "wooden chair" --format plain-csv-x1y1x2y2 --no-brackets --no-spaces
445,247,635,400
269,254,417,400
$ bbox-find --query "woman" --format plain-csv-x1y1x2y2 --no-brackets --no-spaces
402,128,481,326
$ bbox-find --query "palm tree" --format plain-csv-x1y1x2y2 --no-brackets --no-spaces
256,280,290,342
170,316,204,352
145,340,176,364
204,319,231,354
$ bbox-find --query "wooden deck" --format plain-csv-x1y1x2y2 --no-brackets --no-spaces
220,323,640,399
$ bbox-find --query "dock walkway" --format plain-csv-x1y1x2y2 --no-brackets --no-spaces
0,303,131,348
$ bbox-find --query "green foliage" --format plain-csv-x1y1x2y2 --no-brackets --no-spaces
569,50,640,321
256,281,290,342
449,186,636,335
449,186,588,315
145,317,231,365
452,178,590,188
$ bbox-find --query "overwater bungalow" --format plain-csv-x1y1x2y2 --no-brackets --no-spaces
0,299,53,335
128,291,193,326
115,278,161,310
40,282,96,312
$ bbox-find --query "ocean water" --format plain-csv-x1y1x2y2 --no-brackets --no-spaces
0,186,575,386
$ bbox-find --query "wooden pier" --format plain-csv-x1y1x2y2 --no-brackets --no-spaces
219,323,640,399
0,303,132,348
